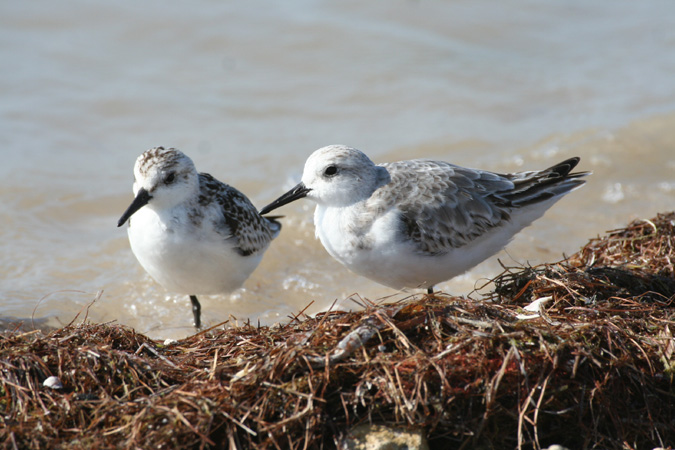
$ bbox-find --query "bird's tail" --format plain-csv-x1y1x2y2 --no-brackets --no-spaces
503,157,590,207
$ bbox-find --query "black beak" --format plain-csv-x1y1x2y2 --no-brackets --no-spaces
117,188,152,227
259,182,311,215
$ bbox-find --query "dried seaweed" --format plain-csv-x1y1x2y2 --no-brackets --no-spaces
2,213,675,450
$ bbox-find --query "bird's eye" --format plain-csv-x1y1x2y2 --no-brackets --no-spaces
164,172,176,184
324,165,338,177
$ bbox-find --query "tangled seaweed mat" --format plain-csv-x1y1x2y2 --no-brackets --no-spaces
2,213,675,450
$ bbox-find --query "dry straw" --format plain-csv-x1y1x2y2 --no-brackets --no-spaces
2,213,674,449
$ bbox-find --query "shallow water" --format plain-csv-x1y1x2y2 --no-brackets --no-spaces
2,1,674,339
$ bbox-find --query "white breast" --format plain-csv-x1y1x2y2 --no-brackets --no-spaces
127,206,263,295
313,205,417,288
312,203,537,291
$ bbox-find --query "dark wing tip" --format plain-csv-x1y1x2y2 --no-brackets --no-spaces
263,215,283,236
548,157,580,177
263,214,284,221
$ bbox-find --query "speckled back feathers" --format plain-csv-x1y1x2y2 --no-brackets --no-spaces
196,173,280,256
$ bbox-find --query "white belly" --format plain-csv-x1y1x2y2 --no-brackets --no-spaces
314,204,547,291
127,207,263,295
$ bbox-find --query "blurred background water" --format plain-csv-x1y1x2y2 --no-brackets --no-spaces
1,0,674,339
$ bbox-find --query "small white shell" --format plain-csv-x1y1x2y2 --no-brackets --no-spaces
516,296,553,320
43,376,63,389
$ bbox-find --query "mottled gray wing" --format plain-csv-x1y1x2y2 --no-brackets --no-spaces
197,173,277,256
369,160,512,254
368,158,586,255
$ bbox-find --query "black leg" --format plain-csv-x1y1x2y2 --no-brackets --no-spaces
427,286,434,295
189,295,201,329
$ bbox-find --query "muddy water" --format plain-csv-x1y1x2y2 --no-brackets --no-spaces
2,1,674,338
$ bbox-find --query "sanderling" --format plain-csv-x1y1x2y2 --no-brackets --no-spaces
260,145,588,293
118,147,281,328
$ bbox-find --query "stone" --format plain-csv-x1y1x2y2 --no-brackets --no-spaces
344,424,428,450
